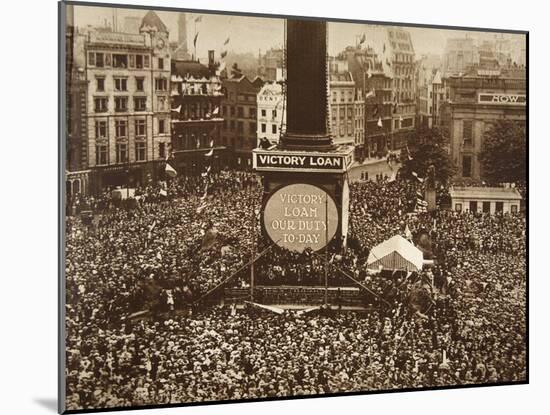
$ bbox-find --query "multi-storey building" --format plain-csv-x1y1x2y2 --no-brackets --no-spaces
258,48,285,81
221,76,264,168
444,67,526,180
443,37,479,75
82,10,172,194
328,70,358,147
65,5,90,197
363,26,417,150
342,45,393,158
170,58,226,173
417,67,444,128
256,82,285,146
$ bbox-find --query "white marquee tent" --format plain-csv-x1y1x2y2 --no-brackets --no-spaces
367,235,424,272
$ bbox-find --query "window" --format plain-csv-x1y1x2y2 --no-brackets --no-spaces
469,201,478,212
114,97,128,112
158,119,166,134
96,77,105,92
272,124,277,134
237,121,244,133
249,108,256,119
463,120,473,146
129,54,135,68
95,120,107,139
261,123,266,133
230,120,235,131
116,143,128,163
143,55,150,68
135,119,146,137
157,96,167,111
134,97,147,112
114,78,127,92
261,109,266,117
88,52,95,66
230,107,235,117
159,142,166,159
95,53,104,68
455,203,462,212
155,78,168,91
115,120,127,138
482,201,491,213
136,77,144,92
462,155,472,178
394,119,400,129
495,201,504,213
94,97,108,113
272,109,277,119
112,54,128,68
96,144,108,165
249,122,256,134
136,54,144,69
237,107,244,117
158,57,164,70
135,141,146,161
511,205,518,214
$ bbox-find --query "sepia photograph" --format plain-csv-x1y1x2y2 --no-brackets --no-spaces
60,1,527,412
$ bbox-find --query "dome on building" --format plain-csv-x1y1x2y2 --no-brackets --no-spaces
140,10,168,33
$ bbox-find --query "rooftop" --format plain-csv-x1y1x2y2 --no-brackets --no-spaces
449,186,522,200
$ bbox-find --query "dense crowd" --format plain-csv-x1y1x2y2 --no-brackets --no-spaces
64,170,526,410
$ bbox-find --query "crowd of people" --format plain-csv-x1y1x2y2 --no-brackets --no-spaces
64,169,526,411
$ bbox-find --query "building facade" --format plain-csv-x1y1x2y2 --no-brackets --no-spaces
256,82,285,146
170,59,226,174
221,76,264,168
445,68,526,180
417,68,444,128
82,11,172,194
329,70,360,148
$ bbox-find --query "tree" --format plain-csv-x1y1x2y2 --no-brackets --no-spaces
479,120,526,183
400,126,455,185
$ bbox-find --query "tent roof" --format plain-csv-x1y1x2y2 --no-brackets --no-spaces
367,235,424,271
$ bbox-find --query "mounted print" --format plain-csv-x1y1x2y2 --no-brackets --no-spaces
59,1,528,413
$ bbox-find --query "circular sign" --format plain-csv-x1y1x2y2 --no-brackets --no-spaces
263,183,338,252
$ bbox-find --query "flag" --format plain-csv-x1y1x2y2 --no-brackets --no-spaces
159,189,167,197
399,115,404,122
405,224,413,241
196,138,200,148
224,36,230,45
201,171,208,177
171,105,182,113
205,148,213,157
393,102,398,114
220,50,228,59
365,89,375,99
366,68,372,78
165,163,177,178
209,139,214,148
212,106,219,115
193,32,199,47
359,33,366,44
195,15,203,22
377,117,383,128
373,105,379,116
383,43,386,53
386,58,391,67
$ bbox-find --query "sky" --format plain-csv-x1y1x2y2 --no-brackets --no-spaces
73,5,525,63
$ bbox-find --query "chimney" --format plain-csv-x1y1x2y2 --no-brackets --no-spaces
208,50,215,67
280,19,333,151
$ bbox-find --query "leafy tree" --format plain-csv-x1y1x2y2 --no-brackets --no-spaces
479,120,526,183
400,126,455,184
